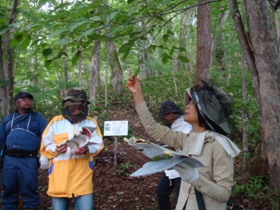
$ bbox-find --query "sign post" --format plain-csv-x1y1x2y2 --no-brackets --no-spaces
103,120,128,167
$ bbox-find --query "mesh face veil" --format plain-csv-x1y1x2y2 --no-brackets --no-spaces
62,88,90,124
185,81,232,135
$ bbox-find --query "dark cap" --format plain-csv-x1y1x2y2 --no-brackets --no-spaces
14,92,34,102
63,87,89,103
160,100,182,116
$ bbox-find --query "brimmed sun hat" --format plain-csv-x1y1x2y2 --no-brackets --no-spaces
184,81,232,135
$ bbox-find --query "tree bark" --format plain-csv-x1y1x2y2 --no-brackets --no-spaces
106,34,123,95
196,0,211,84
246,0,280,190
89,41,101,104
211,10,229,72
229,0,280,190
2,0,18,114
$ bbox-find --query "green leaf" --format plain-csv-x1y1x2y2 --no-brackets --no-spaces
21,34,31,50
107,11,118,22
69,21,88,32
121,50,130,61
10,39,18,47
118,43,133,54
166,29,174,35
148,44,156,52
0,25,9,35
162,34,169,42
71,51,81,66
162,53,171,64
178,55,190,63
42,48,53,58
78,28,95,41
38,0,48,9
48,29,67,38
44,59,52,69
15,34,23,42
58,38,69,45
89,16,102,22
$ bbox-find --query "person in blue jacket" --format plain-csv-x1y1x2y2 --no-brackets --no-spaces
0,92,47,210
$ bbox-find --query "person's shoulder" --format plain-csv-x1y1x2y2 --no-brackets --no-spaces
33,112,44,117
206,131,241,157
2,112,14,121
50,115,64,121
84,116,98,124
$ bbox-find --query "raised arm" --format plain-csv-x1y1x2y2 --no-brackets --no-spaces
126,75,144,105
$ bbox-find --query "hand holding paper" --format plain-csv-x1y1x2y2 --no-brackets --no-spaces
60,127,95,155
173,162,199,184
73,145,89,155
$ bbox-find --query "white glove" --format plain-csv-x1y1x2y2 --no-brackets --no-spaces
173,161,199,184
39,155,49,170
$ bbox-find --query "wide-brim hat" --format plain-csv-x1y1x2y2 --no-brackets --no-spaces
184,81,232,135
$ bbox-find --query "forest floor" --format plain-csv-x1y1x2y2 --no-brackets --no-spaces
0,106,272,209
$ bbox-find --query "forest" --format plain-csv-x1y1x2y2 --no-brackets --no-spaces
0,0,280,209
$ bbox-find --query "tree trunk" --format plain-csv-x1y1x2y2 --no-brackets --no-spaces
246,0,280,190
229,0,280,190
196,0,211,84
5,0,18,113
211,11,229,72
272,10,280,53
106,35,123,95
89,41,101,104
241,55,249,169
139,21,153,79
0,35,9,118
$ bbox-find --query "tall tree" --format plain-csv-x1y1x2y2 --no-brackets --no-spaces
196,0,211,84
229,0,280,190
89,41,101,103
106,36,123,94
0,0,18,117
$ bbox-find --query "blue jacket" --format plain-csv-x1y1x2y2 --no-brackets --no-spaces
0,111,47,151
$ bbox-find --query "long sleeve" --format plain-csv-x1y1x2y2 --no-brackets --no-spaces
135,101,186,150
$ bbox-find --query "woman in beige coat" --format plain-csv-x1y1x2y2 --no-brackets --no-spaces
126,76,240,210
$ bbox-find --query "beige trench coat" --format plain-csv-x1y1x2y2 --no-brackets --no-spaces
136,102,238,210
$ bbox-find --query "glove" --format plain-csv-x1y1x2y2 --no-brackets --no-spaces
39,155,49,170
173,161,199,184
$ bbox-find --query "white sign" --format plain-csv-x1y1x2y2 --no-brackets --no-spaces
103,120,128,136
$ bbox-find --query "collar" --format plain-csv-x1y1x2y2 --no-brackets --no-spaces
188,130,241,158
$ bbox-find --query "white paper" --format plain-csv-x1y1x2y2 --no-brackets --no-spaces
104,120,128,136
124,137,204,177
59,127,96,155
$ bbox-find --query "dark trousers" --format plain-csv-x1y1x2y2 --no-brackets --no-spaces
1,156,40,210
157,173,181,210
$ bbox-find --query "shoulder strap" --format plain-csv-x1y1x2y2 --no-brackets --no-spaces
195,189,206,210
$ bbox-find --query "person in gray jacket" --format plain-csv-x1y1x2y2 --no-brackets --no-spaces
126,76,240,210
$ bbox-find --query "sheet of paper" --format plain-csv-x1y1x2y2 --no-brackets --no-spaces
104,120,128,136
130,156,203,177
124,137,204,177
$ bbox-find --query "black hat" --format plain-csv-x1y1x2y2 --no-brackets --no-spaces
160,100,182,116
14,92,34,102
63,87,89,103
185,81,232,135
